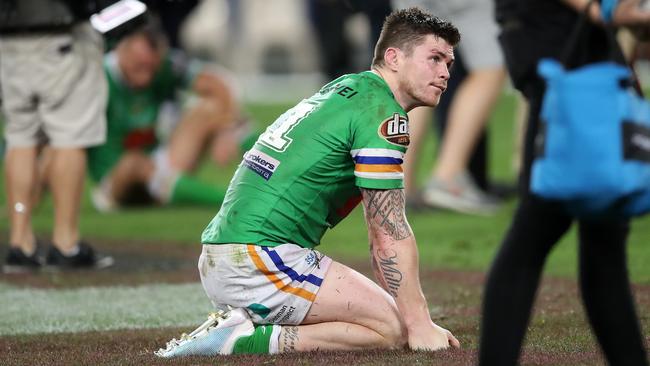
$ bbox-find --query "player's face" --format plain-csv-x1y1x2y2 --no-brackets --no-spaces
119,36,162,89
398,35,454,108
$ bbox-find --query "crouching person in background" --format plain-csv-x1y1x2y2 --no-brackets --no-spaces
87,25,256,212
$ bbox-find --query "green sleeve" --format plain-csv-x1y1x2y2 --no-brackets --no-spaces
350,105,409,190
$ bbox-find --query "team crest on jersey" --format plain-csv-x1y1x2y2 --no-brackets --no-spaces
378,113,410,146
243,148,280,180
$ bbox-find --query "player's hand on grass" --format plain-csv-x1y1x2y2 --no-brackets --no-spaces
407,321,460,351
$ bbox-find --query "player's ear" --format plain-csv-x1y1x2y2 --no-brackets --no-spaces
383,47,400,72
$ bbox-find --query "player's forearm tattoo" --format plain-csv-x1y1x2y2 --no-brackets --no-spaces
281,326,299,352
369,241,385,287
361,189,412,240
376,249,402,297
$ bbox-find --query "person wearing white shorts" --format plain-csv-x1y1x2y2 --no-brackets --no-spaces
1,17,112,272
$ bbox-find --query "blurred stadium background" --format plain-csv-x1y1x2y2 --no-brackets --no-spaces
1,1,649,364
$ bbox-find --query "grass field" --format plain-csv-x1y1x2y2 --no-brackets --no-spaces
1,93,649,365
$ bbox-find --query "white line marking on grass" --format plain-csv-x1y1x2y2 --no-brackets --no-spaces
0,282,214,336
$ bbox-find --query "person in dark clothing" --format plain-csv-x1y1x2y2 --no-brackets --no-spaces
142,0,198,49
479,0,650,365
307,0,392,80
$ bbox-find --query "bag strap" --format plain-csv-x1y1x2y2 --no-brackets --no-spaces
559,0,594,65
560,0,644,96
560,0,624,64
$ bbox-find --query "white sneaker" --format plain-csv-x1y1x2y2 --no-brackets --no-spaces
422,173,501,216
154,308,255,358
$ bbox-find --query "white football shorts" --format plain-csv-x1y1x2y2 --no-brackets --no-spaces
199,243,332,325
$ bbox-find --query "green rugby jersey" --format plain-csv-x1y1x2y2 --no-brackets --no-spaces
201,71,410,248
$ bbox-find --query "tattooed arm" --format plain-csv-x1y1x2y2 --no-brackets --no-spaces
361,188,459,351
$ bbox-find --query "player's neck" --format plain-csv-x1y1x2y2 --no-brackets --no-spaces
371,67,417,112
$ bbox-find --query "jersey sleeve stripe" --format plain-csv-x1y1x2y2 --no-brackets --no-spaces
354,171,404,180
353,156,403,165
355,163,403,173
350,148,404,159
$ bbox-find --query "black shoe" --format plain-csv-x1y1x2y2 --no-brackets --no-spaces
45,241,114,270
3,244,43,274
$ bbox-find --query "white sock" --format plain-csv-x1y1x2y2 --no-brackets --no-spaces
60,245,80,257
22,244,36,256
147,148,180,203
269,325,282,354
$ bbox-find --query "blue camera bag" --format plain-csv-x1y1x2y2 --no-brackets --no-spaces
532,59,650,217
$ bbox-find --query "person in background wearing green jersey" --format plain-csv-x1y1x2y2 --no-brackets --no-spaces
156,7,461,357
86,27,255,211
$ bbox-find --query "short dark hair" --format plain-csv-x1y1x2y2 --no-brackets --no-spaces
372,7,460,67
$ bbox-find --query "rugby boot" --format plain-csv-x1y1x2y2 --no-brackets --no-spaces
155,308,255,357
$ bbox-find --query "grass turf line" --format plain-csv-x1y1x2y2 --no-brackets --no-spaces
0,282,211,336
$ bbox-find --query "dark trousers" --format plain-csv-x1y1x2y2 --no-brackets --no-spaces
307,0,392,80
478,21,648,366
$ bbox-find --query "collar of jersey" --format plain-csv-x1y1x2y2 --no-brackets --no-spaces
361,70,394,99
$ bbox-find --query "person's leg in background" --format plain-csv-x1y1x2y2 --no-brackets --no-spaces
433,54,490,191
479,52,570,363
420,0,507,215
168,97,232,172
4,132,101,268
91,94,242,211
4,146,40,272
42,23,113,268
47,148,86,252
1,37,51,271
577,219,648,366
424,65,506,211
96,144,227,210
402,52,500,213
402,53,473,210
158,95,243,207
3,23,112,270
478,195,571,365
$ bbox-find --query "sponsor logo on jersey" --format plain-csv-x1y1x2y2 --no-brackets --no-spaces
378,113,410,146
243,148,280,180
